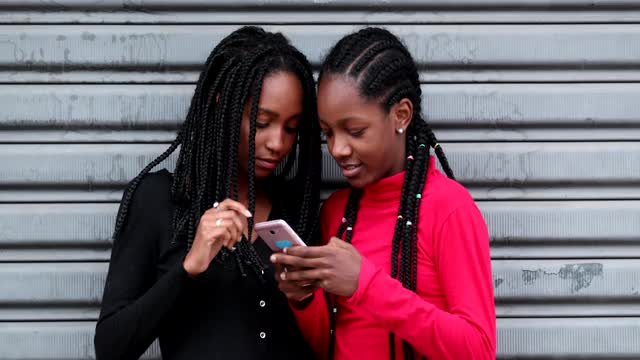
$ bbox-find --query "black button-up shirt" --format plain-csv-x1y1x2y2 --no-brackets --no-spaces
95,170,312,360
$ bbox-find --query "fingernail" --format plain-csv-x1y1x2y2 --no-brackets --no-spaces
280,272,286,280
270,255,276,263
282,247,288,254
245,210,253,217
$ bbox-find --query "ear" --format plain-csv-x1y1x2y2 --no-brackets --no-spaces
390,98,413,132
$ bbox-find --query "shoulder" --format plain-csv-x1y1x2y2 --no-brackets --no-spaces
132,169,173,200
422,168,481,224
119,169,174,230
110,169,175,262
128,169,173,208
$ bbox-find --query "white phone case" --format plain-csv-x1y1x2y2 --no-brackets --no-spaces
254,219,306,252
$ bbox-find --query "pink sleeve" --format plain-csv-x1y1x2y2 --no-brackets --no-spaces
345,204,496,359
290,289,330,360
288,199,338,359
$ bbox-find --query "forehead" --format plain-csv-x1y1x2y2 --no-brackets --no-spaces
257,71,304,109
318,75,360,106
317,74,383,121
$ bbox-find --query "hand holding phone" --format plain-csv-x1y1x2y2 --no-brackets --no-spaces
254,219,306,252
258,220,316,304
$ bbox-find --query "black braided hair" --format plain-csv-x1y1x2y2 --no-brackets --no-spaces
321,27,455,360
112,26,321,281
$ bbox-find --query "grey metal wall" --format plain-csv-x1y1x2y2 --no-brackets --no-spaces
1,1,640,359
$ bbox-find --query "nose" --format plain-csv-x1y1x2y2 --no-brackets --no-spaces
328,134,352,161
265,126,287,155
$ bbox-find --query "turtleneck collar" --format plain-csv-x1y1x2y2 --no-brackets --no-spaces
359,156,436,206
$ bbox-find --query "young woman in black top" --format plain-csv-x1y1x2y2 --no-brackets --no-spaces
94,26,321,360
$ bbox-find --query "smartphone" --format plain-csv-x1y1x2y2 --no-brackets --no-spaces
254,219,306,252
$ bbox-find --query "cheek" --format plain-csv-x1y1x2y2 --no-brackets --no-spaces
362,145,382,164
238,132,249,159
359,132,392,165
238,119,249,145
283,132,297,150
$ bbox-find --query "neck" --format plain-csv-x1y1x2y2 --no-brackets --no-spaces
235,172,269,205
385,147,407,178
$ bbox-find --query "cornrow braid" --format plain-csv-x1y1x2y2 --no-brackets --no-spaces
320,27,456,360
350,41,407,76
366,58,414,95
327,34,364,71
114,26,321,283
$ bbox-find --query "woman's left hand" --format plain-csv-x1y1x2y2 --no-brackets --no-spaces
270,237,362,297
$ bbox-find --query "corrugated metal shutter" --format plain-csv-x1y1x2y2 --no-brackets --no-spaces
1,1,639,358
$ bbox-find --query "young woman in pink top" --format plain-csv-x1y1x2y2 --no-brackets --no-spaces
271,27,496,360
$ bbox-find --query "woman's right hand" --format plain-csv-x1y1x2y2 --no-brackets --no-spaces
182,199,252,277
271,251,318,304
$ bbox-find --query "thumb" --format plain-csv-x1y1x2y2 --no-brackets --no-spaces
327,237,346,248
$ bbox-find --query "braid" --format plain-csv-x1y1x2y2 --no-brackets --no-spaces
187,211,196,249
351,41,406,75
335,188,361,241
199,59,239,207
112,134,182,240
384,86,413,110
328,188,361,360
215,64,241,200
171,34,241,204
366,58,414,95
425,125,454,179
224,46,274,198
223,49,277,278
321,27,457,360
115,26,320,284
328,34,364,71
285,58,321,242
238,62,268,279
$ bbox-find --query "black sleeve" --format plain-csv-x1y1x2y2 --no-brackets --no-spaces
94,172,190,360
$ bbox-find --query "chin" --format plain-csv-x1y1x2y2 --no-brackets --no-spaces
346,175,371,189
254,169,273,179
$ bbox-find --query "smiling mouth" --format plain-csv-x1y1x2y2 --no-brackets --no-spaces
340,164,363,178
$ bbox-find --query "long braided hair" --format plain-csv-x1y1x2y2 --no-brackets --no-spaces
320,27,455,360
112,26,321,280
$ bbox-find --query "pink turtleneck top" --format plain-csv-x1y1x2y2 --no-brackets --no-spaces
292,157,496,360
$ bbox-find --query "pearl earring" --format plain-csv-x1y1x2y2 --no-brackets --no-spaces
396,128,404,134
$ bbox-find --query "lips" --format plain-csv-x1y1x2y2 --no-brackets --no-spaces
339,163,363,178
255,158,279,171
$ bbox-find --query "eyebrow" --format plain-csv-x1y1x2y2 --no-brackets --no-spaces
320,116,364,126
257,108,279,118
260,108,303,122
